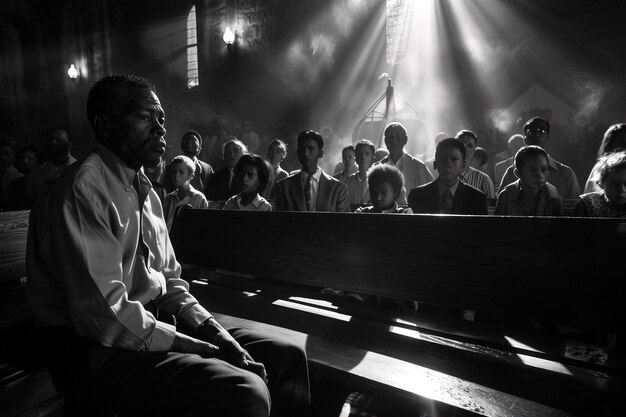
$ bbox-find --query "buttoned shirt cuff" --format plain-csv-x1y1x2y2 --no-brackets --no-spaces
149,320,177,351
179,303,213,333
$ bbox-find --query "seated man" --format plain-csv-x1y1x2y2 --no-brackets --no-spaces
498,117,581,199
408,138,487,215
275,129,349,212
27,74,310,417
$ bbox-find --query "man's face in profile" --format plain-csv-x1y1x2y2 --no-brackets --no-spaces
109,88,167,169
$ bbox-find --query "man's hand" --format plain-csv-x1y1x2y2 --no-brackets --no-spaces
197,318,268,383
170,331,220,358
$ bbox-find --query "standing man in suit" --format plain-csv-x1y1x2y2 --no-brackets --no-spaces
164,130,213,196
275,130,349,212
377,122,433,204
408,138,487,215
206,138,247,201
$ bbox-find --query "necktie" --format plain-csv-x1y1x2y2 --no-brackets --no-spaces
305,175,312,211
441,189,454,213
227,169,234,193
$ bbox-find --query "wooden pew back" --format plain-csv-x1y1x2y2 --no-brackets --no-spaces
172,210,626,331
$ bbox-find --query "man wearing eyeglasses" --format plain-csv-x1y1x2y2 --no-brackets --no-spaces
498,117,581,199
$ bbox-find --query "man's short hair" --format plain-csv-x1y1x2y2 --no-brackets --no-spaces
171,155,196,176
235,154,271,193
297,130,324,150
341,145,355,158
383,122,407,137
435,138,467,162
366,164,405,196
181,130,202,147
223,138,248,157
46,126,73,143
355,139,375,155
514,145,549,170
473,147,488,166
524,117,550,134
86,75,156,130
455,130,477,145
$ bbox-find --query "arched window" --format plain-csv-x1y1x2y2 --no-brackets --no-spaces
186,5,199,88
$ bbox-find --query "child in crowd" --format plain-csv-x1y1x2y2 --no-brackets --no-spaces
333,145,357,182
346,139,375,205
575,150,626,217
355,164,412,213
163,155,208,230
470,146,489,175
224,154,272,211
495,145,563,216
408,138,487,215
263,139,289,200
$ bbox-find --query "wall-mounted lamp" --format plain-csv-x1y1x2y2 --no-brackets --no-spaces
67,64,79,79
223,27,235,46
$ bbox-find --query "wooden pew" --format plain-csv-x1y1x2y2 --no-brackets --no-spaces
171,209,626,417
0,210,63,417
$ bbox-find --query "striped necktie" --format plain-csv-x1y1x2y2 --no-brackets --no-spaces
305,174,312,211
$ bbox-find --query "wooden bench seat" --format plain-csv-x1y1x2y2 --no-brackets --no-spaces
171,209,626,417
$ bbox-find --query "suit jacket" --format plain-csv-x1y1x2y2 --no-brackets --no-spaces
407,179,487,215
206,167,239,201
164,158,214,195
275,169,350,212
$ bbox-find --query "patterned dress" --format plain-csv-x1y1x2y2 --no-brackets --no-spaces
575,192,626,217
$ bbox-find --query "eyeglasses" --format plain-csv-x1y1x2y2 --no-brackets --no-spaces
525,127,548,136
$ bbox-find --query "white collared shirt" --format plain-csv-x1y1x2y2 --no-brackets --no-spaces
223,192,272,211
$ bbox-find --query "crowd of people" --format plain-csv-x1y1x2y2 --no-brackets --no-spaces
10,74,625,417
3,111,625,220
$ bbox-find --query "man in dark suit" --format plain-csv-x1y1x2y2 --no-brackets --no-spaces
206,138,246,201
408,138,487,215
275,130,349,212
164,130,214,195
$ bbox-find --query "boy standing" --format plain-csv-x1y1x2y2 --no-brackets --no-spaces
275,130,349,212
408,138,487,214
163,155,209,230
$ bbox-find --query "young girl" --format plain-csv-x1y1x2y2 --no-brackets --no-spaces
355,164,412,214
224,154,272,211
495,146,563,216
575,150,626,217
263,139,289,200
